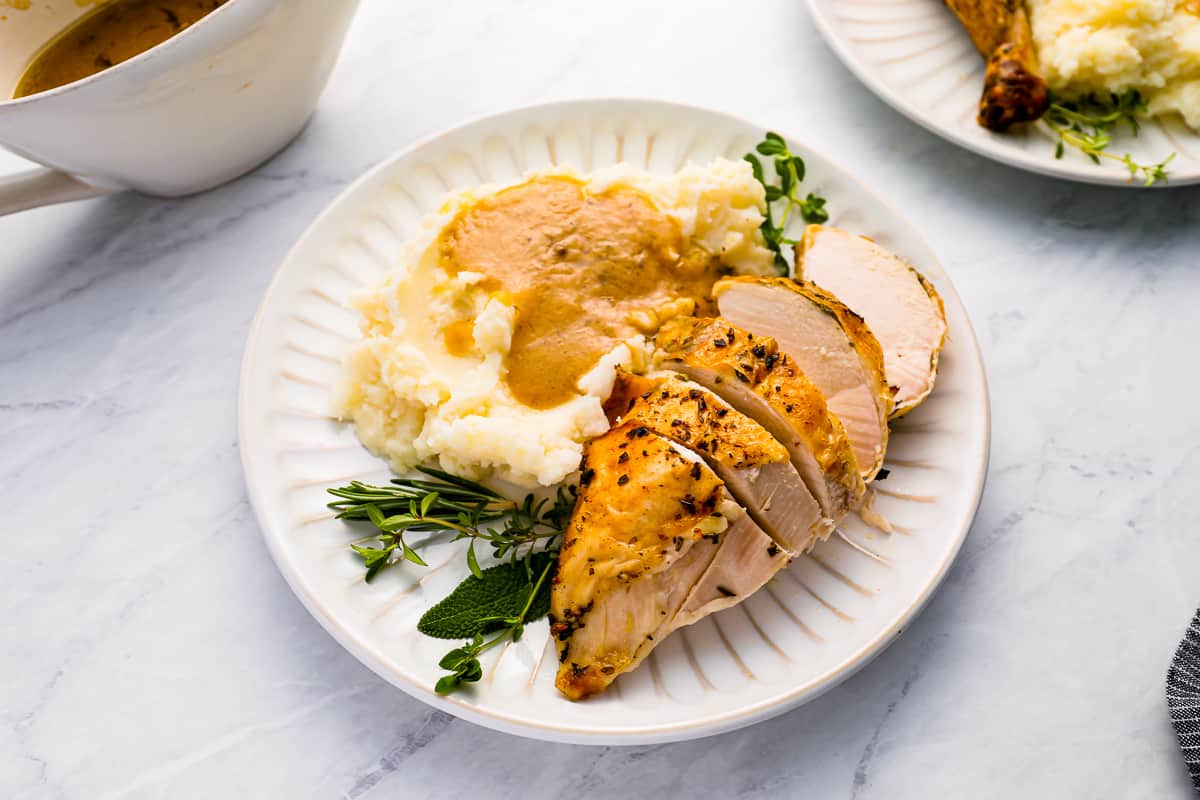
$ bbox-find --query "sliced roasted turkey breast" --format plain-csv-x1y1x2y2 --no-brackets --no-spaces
550,422,783,700
672,503,789,631
796,225,947,418
712,277,892,480
654,317,865,522
607,370,832,555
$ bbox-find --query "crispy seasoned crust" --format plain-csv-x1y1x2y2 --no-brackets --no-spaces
610,369,831,556
980,38,1050,131
656,316,776,386
655,317,865,514
754,354,863,505
603,370,660,424
609,370,790,471
714,276,892,419
551,422,726,700
943,0,1049,131
945,0,1018,55
712,277,893,479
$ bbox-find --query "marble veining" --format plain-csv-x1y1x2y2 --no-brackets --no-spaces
2,0,1200,797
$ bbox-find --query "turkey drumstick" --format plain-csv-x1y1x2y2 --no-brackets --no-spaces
944,0,1049,131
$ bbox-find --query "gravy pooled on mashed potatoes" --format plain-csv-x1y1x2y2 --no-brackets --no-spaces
12,0,228,99
437,176,727,410
335,160,775,487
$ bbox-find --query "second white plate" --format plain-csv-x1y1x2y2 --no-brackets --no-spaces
806,0,1200,187
239,99,990,744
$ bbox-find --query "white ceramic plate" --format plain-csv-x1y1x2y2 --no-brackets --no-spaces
806,0,1200,187
239,99,990,745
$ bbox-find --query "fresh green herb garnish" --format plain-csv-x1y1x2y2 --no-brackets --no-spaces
328,467,574,582
327,469,573,694
744,132,830,275
428,553,557,695
1044,90,1175,186
418,552,556,640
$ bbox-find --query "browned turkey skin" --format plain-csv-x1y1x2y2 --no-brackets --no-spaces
945,0,1049,131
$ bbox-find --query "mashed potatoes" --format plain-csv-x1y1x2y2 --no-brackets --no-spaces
334,159,774,488
1029,0,1200,128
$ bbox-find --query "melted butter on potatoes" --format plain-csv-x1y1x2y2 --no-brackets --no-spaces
334,160,774,488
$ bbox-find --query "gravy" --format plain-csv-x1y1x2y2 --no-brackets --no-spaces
438,176,726,410
12,0,227,99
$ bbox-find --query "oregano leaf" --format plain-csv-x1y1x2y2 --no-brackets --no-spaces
743,153,764,184
400,537,428,567
435,674,461,694
438,647,470,670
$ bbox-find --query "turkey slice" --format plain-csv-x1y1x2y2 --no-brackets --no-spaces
550,422,784,700
713,277,892,480
796,225,947,418
607,370,832,555
654,317,865,522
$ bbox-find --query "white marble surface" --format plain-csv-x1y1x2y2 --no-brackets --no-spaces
2,1,1199,797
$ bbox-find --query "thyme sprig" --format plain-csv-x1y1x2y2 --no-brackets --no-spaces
327,467,575,582
744,132,830,275
1044,90,1175,186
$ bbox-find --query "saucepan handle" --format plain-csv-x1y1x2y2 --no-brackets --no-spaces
0,167,111,216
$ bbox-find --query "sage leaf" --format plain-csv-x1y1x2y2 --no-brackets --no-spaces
418,552,556,639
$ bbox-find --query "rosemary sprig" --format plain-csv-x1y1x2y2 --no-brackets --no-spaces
327,467,574,582
1044,90,1175,187
328,466,512,521
744,132,830,275
433,553,556,694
